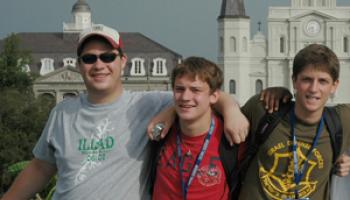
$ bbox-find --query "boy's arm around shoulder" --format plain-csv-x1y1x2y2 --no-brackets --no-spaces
213,91,249,145
147,91,250,145
1,158,57,200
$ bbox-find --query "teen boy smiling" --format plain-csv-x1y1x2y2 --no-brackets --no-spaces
153,57,231,200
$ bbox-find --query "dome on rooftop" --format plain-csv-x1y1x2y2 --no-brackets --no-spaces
72,0,91,13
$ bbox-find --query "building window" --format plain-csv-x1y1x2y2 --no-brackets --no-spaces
230,37,236,52
63,58,77,67
135,61,141,73
229,80,236,94
38,93,56,105
130,58,145,76
22,64,31,73
294,27,297,53
280,36,285,53
17,58,31,72
63,92,77,99
330,27,334,49
344,37,348,53
40,58,55,75
152,58,167,76
220,37,224,53
242,37,247,52
255,79,263,94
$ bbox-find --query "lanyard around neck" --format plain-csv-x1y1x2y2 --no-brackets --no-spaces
290,107,324,199
176,116,215,200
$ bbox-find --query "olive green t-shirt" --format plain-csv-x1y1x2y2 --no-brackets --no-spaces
239,95,350,200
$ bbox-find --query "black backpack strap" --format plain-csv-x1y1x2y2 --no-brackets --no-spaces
219,135,239,191
149,135,167,195
255,102,294,145
228,101,294,199
323,107,343,172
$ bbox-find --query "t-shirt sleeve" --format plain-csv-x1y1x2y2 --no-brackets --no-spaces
336,104,350,152
241,94,267,135
32,108,58,165
141,91,173,113
157,91,173,109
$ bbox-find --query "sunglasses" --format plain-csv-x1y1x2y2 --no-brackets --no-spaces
80,52,119,64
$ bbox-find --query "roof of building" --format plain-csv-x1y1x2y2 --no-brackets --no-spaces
0,31,182,74
218,0,249,19
1,32,181,56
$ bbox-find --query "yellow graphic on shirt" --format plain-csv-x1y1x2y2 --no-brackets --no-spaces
259,142,323,200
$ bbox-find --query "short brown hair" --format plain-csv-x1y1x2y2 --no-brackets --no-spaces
171,57,223,93
293,44,339,81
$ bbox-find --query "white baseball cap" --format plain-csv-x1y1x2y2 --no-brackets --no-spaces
77,24,123,55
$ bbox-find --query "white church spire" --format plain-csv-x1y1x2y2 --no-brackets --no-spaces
218,0,247,18
217,0,251,104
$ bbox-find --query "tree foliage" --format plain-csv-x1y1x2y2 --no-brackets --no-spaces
0,33,33,91
0,34,55,195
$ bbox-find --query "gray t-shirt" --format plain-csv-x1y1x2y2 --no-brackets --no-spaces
33,90,172,200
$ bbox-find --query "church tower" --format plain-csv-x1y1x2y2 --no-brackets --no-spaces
63,0,92,33
218,0,251,104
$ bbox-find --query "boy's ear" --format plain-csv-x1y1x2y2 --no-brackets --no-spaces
209,89,220,104
120,54,128,70
331,79,339,94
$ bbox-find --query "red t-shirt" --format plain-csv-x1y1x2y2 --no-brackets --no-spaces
153,116,230,200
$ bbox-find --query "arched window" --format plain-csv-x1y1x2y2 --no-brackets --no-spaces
255,79,263,94
22,64,31,73
135,61,141,74
344,37,348,53
229,80,236,94
220,37,224,53
280,36,285,53
63,93,77,99
230,37,236,52
40,58,55,75
330,27,334,49
17,58,31,72
63,58,77,67
152,58,167,76
242,37,247,52
130,58,145,76
38,93,56,106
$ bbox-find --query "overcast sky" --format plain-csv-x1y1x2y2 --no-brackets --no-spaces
1,0,349,61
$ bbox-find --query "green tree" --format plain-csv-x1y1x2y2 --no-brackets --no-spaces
0,33,33,91
0,34,54,196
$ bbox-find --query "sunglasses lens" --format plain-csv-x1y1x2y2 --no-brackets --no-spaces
80,53,118,64
81,54,97,64
100,53,117,63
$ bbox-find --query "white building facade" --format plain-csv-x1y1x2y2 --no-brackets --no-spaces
0,0,182,104
218,0,350,104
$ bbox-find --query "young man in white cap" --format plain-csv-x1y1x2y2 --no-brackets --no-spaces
2,24,249,199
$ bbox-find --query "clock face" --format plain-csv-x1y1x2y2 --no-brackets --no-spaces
305,20,321,36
